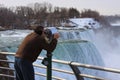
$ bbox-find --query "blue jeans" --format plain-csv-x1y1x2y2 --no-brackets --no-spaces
14,57,35,80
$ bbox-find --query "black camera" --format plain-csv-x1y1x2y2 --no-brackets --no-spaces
44,27,58,43
41,57,49,66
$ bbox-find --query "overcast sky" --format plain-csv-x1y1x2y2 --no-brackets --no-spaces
0,0,120,15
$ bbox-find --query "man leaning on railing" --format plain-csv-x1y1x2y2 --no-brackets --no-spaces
14,26,59,80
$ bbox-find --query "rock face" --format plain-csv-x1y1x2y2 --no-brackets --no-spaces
0,54,14,80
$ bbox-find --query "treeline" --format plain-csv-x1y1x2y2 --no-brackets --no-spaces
0,2,110,29
104,15,120,23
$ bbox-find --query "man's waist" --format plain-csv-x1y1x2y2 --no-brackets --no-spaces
15,54,35,62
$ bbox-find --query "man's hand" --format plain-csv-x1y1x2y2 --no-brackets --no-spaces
53,33,59,39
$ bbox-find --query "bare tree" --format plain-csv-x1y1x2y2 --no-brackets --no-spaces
0,7,16,29
59,8,68,22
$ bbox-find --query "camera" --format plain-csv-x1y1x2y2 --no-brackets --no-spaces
44,27,58,43
41,57,49,66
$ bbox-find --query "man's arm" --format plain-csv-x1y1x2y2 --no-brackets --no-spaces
42,33,59,52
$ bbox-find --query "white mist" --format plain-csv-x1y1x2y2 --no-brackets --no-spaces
93,29,120,80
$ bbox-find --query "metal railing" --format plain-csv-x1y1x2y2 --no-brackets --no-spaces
0,52,120,80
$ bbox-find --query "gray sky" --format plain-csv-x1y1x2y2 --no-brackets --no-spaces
0,0,120,15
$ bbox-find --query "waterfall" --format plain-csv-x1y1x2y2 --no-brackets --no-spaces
0,29,105,80
40,29,105,80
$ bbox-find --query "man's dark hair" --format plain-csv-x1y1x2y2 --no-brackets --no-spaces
34,26,44,35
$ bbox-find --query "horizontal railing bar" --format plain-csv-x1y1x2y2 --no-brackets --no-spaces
0,61,108,80
0,65,108,80
0,66,65,80
35,72,66,80
71,62,120,74
34,64,109,80
33,64,74,74
0,61,73,75
79,74,109,80
0,52,15,55
0,59,14,63
48,58,120,74
0,74,15,78
0,52,120,80
0,66,15,71
1,52,120,74
38,57,120,74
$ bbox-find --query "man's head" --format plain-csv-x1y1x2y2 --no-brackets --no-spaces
34,26,44,35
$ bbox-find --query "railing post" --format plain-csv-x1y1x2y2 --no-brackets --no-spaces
41,51,52,80
46,52,52,80
69,62,84,80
